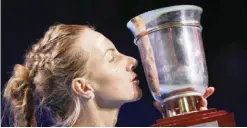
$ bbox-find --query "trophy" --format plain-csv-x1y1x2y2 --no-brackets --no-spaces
127,5,235,127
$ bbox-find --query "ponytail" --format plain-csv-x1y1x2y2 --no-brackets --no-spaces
3,64,36,127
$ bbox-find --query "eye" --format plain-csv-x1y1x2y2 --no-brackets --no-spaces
109,56,116,62
105,50,117,62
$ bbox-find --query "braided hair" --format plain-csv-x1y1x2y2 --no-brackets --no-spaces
3,24,92,126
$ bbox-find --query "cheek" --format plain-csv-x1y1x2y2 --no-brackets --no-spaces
94,68,126,90
91,60,135,97
99,71,133,96
107,65,134,93
108,65,127,81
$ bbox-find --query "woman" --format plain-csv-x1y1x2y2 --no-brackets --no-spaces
2,24,214,127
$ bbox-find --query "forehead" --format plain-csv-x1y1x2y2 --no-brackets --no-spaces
76,29,115,54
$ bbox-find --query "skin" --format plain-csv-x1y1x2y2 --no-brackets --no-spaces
70,28,215,126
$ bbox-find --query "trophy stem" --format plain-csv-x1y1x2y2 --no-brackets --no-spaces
163,96,201,117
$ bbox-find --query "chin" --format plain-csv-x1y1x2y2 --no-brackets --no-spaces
128,89,143,102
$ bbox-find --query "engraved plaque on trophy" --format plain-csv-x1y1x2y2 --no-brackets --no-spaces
127,5,235,127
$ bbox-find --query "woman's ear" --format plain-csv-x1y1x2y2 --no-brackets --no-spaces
71,78,95,99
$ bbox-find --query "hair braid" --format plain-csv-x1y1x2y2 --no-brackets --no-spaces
3,24,91,127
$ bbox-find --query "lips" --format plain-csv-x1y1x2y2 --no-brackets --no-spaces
132,79,140,85
131,74,139,85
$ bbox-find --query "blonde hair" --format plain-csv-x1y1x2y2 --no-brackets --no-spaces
3,24,92,127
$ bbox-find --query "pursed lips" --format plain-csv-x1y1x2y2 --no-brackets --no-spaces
131,73,139,85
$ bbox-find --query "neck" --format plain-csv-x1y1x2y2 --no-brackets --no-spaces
72,99,120,127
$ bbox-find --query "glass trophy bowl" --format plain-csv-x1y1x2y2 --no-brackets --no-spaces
127,5,208,117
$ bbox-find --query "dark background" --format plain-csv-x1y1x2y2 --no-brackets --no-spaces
2,0,247,126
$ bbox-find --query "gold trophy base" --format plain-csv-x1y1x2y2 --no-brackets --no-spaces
151,96,235,127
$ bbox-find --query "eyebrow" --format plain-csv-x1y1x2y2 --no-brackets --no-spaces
104,48,115,56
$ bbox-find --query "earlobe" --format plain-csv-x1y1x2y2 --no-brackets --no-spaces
87,91,95,99
71,78,95,99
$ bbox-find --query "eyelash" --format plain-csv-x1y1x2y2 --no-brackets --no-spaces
109,56,116,62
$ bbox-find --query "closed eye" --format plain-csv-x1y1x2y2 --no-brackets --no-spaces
104,48,115,56
109,56,116,62
104,48,117,62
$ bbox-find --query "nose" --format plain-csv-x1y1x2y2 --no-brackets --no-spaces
126,56,138,72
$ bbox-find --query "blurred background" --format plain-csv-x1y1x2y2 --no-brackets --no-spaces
1,0,247,126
